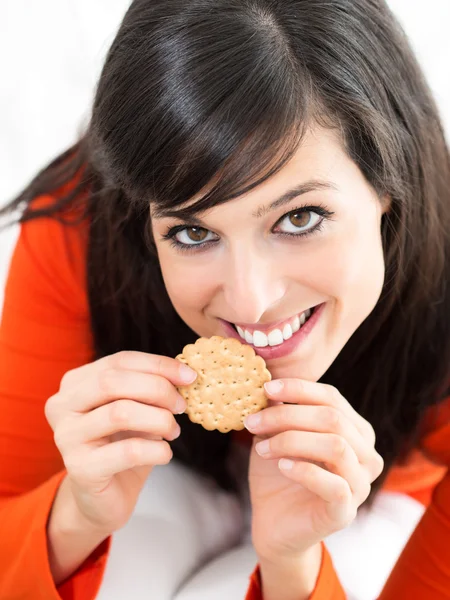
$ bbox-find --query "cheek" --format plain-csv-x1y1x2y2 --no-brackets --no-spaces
294,221,385,319
322,222,385,319
157,250,217,316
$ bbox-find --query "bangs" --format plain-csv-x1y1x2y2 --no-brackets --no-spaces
149,78,320,218
151,116,312,220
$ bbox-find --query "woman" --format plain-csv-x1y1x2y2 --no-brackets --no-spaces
0,0,449,599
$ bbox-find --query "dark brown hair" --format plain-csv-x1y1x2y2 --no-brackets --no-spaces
2,0,450,505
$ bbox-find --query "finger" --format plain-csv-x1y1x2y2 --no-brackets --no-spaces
277,459,356,526
66,438,173,487
58,402,181,451
245,404,375,467
70,370,187,414
60,351,197,390
255,431,368,497
110,430,164,443
264,379,375,444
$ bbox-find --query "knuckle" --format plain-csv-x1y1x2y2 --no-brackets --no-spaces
44,394,58,425
278,431,299,455
329,434,347,460
302,461,318,482
97,368,118,396
322,406,341,430
151,376,172,400
277,431,295,454
108,351,133,370
161,410,176,433
272,406,290,427
335,481,352,505
294,378,305,395
362,421,376,445
361,481,372,502
60,369,77,390
109,400,132,429
124,438,143,465
152,355,165,377
53,425,68,452
325,384,342,407
342,505,358,527
372,453,385,478
158,441,173,464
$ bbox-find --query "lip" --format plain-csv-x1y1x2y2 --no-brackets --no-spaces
220,302,325,360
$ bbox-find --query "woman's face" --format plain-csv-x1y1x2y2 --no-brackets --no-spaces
152,126,388,381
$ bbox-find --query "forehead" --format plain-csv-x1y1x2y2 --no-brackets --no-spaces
151,125,352,221
247,126,344,191
209,125,344,198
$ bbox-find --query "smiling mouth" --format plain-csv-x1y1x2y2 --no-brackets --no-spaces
229,306,317,348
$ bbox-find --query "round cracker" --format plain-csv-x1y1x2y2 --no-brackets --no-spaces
176,336,271,433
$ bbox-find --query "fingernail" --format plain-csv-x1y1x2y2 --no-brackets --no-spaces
264,380,284,395
255,439,271,456
179,364,197,384
176,396,187,414
279,458,294,471
172,424,181,439
244,412,262,431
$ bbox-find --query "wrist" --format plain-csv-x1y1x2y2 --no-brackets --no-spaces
258,543,323,600
47,476,110,585
49,475,110,541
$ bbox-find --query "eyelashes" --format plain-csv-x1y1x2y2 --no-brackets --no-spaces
162,227,219,253
161,203,335,253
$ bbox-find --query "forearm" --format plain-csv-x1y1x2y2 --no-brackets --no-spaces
258,543,323,600
47,475,110,585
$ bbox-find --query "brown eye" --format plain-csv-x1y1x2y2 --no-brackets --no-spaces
186,227,208,242
289,212,311,228
173,226,217,246
275,209,322,235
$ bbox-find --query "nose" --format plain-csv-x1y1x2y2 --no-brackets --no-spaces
221,248,285,324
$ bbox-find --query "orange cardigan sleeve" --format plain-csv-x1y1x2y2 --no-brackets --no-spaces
0,196,110,600
377,400,450,599
245,542,346,600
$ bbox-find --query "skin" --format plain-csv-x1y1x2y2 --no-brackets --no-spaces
153,125,389,383
151,124,386,597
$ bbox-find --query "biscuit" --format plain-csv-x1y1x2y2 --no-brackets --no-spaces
176,336,271,433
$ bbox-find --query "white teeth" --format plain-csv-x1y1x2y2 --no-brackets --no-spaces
233,307,315,347
268,328,283,346
244,330,253,344
292,315,300,333
253,330,269,347
282,323,293,340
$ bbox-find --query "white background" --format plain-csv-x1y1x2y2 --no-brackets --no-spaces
1,0,449,310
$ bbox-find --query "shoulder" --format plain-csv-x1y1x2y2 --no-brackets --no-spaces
9,189,90,320
419,395,450,466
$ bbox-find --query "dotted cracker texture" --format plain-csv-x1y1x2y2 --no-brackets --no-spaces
176,336,272,433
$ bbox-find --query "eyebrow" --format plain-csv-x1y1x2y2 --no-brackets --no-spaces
152,179,338,224
252,179,339,218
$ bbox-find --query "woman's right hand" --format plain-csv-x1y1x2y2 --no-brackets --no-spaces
44,350,197,537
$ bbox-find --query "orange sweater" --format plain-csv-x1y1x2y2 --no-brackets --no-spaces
0,189,449,600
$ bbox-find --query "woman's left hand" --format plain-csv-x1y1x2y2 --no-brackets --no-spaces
245,378,384,564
